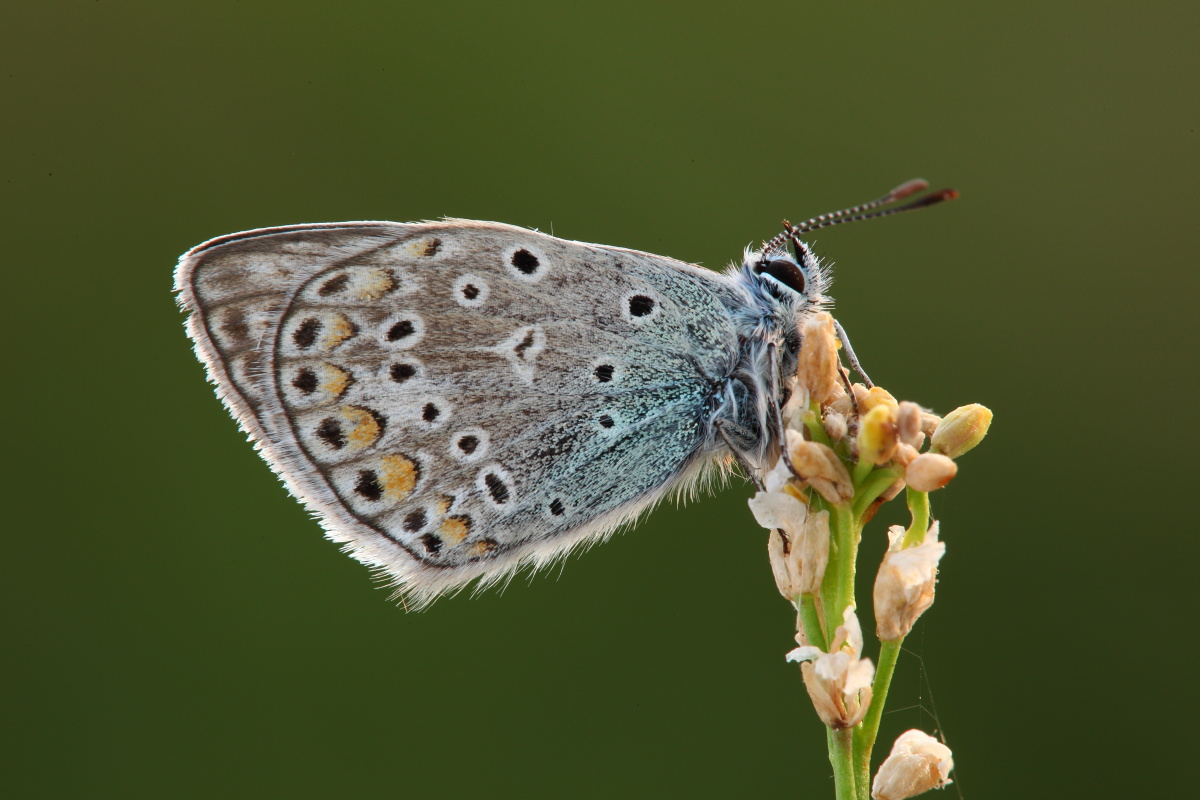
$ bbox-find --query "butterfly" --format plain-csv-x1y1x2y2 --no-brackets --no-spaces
174,180,955,606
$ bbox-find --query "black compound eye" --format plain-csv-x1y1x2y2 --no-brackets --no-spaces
756,258,807,294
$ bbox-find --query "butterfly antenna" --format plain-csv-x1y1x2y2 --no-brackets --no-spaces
760,180,957,253
791,180,959,235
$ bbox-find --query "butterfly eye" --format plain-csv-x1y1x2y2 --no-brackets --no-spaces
755,259,807,294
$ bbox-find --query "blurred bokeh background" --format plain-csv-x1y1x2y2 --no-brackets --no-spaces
4,2,1196,797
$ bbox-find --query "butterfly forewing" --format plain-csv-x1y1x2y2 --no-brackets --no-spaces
177,221,744,602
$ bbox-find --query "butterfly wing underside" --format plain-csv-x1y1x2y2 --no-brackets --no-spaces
176,221,744,603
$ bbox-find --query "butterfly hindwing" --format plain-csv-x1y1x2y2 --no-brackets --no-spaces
176,221,744,603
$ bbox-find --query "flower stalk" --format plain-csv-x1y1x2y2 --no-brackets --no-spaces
750,312,991,799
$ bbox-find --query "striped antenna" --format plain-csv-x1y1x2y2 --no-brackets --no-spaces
759,179,958,253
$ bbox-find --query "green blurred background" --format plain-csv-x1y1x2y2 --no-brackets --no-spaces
4,2,1196,797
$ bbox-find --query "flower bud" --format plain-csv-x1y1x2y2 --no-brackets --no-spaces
857,404,899,465
860,386,898,414
871,730,954,800
919,412,942,440
896,402,923,448
903,453,957,492
892,443,920,467
823,410,848,441
796,312,842,405
931,403,993,459
828,392,855,416
874,523,945,641
786,430,854,504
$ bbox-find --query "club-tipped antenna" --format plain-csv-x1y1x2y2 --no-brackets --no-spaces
759,179,959,253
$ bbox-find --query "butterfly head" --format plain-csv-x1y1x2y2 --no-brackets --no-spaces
750,241,829,311
730,235,831,367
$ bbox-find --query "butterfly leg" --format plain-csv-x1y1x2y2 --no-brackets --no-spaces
766,342,800,480
833,318,874,388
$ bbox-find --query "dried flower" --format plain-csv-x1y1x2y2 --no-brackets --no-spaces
903,453,957,492
874,522,945,641
752,490,807,596
796,312,842,404
871,730,954,800
767,528,802,599
786,606,875,729
780,378,810,431
796,509,830,595
931,403,993,459
754,491,830,599
787,430,854,504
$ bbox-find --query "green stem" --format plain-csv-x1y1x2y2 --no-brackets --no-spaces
829,727,857,800
853,638,903,794
798,593,828,652
851,467,902,521
831,504,858,627
804,402,834,448
902,488,930,547
851,457,875,487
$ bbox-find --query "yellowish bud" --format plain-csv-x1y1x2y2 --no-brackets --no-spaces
931,403,993,459
860,386,898,414
904,453,957,492
871,730,953,800
796,312,842,405
896,401,923,447
857,404,899,465
786,430,854,504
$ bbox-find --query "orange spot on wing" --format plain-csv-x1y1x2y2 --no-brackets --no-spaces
439,515,472,546
320,314,356,350
319,365,352,397
355,267,396,302
341,406,382,448
466,538,496,558
379,454,419,500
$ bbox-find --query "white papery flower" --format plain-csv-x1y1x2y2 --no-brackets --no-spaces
786,606,875,729
751,483,830,600
873,522,945,641
871,729,954,800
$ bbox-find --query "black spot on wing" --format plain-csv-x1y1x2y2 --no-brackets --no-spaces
292,369,318,394
511,249,539,274
294,318,321,349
